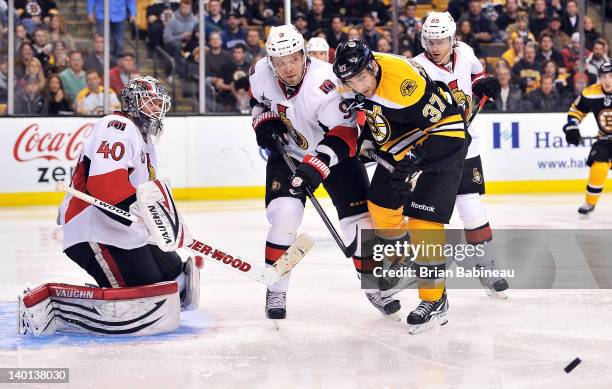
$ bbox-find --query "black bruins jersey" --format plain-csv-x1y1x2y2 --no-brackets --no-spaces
568,83,612,137
342,53,467,165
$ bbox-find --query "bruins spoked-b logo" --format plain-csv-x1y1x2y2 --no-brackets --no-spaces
277,104,309,150
364,105,391,145
597,109,612,132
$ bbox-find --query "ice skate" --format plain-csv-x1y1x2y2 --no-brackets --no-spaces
265,289,286,330
365,290,401,321
407,290,449,334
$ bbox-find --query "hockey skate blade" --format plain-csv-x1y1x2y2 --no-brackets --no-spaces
383,312,402,322
272,320,280,330
273,233,315,276
408,313,448,335
486,289,508,300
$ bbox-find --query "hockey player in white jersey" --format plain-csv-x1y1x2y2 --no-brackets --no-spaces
18,76,202,336
306,37,330,63
249,25,400,323
411,12,509,297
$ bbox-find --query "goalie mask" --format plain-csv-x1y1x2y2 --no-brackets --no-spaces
121,76,171,137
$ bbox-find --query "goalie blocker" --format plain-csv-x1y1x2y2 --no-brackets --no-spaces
18,282,181,336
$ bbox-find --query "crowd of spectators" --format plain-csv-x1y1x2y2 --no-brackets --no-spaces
0,0,610,115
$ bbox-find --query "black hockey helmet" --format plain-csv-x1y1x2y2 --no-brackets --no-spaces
333,39,374,82
599,61,612,76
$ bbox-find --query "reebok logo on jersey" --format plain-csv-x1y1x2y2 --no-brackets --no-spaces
410,202,435,212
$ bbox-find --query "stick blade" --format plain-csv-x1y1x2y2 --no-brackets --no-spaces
273,233,315,276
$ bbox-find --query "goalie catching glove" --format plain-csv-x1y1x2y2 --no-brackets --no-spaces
132,178,193,252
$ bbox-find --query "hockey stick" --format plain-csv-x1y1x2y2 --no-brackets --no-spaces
273,136,358,258
583,135,612,141
55,181,314,286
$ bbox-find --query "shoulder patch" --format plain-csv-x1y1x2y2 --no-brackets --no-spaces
107,119,127,132
319,80,336,94
400,79,418,96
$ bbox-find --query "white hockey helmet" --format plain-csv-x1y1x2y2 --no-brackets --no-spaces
266,24,305,58
420,11,457,49
306,37,329,55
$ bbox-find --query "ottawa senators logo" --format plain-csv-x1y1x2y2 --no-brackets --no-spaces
448,80,472,120
472,167,482,184
277,104,309,150
364,105,391,145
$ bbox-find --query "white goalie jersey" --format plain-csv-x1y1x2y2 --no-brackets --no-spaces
413,41,486,159
58,113,156,250
249,57,357,164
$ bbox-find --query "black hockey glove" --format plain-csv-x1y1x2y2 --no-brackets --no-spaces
253,111,287,150
289,154,331,197
473,76,501,99
391,148,426,196
563,120,582,146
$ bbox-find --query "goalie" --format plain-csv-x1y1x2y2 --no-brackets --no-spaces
18,76,201,336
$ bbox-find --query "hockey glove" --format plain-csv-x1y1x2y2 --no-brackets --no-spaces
563,120,582,146
391,148,426,196
289,154,331,197
473,76,501,99
253,111,287,150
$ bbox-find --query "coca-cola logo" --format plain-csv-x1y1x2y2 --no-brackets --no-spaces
13,123,94,162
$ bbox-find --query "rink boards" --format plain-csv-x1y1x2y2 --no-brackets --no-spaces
0,113,602,206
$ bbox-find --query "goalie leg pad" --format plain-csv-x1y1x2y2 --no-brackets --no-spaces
180,256,203,311
18,282,180,336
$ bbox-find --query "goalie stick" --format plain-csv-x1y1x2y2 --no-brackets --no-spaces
273,136,358,258
55,181,314,286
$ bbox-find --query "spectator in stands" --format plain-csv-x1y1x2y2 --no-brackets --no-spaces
357,0,389,26
294,13,311,40
501,35,524,67
205,0,225,36
46,14,75,52
488,62,522,111
15,42,35,78
59,51,86,102
326,0,350,19
326,16,347,50
507,12,535,45
377,37,392,54
76,69,121,115
561,72,588,107
586,39,610,79
32,28,53,72
541,59,565,88
16,0,48,35
528,0,549,40
42,73,72,115
228,43,251,113
17,57,45,91
457,19,481,57
496,0,519,39
109,52,137,95
542,14,569,53
163,0,197,56
15,75,45,115
222,0,248,19
14,24,30,51
460,0,499,43
522,75,563,111
87,0,136,59
512,42,542,94
536,32,564,68
583,16,601,52
347,27,361,41
146,0,178,54
245,0,264,26
399,1,421,44
50,41,69,74
210,41,248,113
260,5,281,27
84,35,106,77
307,0,328,33
361,14,380,51
205,31,232,112
0,56,7,105
245,28,265,64
401,48,413,59
561,0,579,37
221,12,247,50
561,32,585,72
549,0,564,16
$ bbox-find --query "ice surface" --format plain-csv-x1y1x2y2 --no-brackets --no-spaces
1,194,611,388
